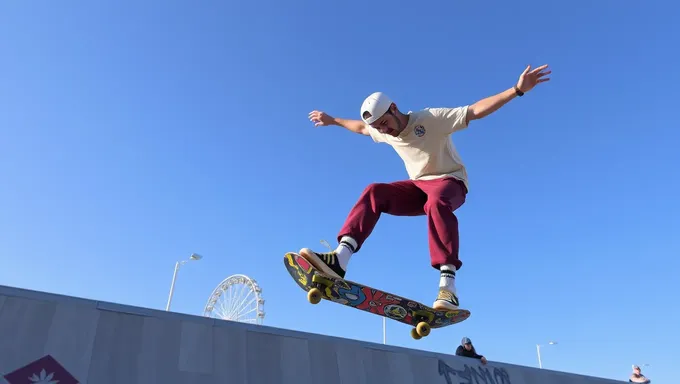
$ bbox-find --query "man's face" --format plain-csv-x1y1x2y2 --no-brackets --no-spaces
464,343,472,350
369,106,400,136
634,367,641,375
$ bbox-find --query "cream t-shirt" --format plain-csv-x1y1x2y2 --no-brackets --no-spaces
367,106,470,191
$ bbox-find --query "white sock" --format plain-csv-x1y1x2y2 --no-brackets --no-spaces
335,245,352,270
439,264,456,293
335,236,357,270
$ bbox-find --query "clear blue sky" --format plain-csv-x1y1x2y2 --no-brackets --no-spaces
1,0,677,382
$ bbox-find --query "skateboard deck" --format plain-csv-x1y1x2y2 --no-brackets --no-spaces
283,252,470,339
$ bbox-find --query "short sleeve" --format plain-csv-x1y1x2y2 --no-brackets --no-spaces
367,127,388,143
428,106,469,134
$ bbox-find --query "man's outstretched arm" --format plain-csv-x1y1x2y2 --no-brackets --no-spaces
332,117,370,136
466,87,520,123
466,64,551,124
309,110,369,136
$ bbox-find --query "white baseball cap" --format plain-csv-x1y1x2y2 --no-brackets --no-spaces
360,92,393,125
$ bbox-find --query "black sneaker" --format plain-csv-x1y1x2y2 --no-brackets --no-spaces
299,248,346,279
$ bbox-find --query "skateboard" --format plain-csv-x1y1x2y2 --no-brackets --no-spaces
283,252,470,340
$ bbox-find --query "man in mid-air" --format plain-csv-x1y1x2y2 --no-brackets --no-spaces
300,64,551,311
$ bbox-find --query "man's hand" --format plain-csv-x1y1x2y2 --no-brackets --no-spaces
308,110,370,135
480,356,487,365
309,110,336,127
465,64,551,123
516,64,551,93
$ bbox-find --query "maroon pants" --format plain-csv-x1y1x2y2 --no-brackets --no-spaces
337,177,467,270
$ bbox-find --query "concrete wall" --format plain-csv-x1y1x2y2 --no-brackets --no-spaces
0,284,624,384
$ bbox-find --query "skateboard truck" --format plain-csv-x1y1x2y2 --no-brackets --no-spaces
410,310,432,339
308,274,334,305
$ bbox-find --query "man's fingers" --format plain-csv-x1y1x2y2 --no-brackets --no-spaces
530,64,549,74
522,65,531,75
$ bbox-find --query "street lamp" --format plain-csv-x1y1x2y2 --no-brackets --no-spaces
536,341,557,369
165,253,202,311
383,317,386,344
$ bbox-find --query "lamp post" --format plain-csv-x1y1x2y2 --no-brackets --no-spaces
536,341,557,369
383,317,386,344
165,253,202,311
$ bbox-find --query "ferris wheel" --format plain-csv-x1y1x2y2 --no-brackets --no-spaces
203,274,265,325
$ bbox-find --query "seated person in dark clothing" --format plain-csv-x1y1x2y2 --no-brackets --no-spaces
455,337,487,365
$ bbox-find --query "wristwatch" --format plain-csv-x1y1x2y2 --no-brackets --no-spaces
514,85,524,97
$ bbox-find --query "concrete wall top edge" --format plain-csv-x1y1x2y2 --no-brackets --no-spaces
0,284,624,383
0,284,456,356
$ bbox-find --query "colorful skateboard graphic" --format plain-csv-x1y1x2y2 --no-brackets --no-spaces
283,252,471,339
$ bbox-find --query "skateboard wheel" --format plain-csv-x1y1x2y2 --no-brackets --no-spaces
416,322,430,337
410,328,422,340
307,288,322,304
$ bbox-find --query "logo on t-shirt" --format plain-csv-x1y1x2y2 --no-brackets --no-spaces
414,125,426,137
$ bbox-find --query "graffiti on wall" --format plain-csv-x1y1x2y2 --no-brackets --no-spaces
438,359,512,384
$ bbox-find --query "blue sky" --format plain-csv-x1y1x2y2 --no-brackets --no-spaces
1,0,677,382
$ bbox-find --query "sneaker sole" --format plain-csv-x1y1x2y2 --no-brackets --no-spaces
433,300,459,311
299,248,342,279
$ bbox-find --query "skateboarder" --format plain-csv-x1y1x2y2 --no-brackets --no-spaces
300,64,551,311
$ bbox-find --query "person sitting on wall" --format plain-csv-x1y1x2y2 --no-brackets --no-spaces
629,365,651,383
455,337,487,365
